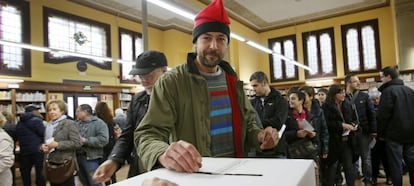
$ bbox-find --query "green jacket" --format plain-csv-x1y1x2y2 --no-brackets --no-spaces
77,116,109,160
135,53,262,171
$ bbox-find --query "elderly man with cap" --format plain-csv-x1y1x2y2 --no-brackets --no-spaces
15,104,46,186
135,0,279,173
93,50,168,183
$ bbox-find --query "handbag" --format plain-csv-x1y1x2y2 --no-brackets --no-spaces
43,154,76,184
288,138,317,159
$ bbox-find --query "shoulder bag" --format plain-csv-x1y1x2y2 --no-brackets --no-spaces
42,153,76,184
288,138,317,159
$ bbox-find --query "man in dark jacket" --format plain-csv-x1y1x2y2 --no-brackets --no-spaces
15,104,46,186
93,50,168,183
250,71,290,157
377,66,414,186
345,73,377,185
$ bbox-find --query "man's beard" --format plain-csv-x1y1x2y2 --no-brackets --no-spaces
200,50,221,68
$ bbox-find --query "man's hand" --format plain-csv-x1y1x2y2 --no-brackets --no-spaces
257,126,279,150
93,160,119,183
142,177,178,186
40,144,50,153
158,140,202,172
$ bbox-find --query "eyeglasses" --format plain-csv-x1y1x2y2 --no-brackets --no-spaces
136,69,159,82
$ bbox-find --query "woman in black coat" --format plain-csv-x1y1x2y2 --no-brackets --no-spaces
321,84,358,186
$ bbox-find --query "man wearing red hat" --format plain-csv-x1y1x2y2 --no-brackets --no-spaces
135,0,279,173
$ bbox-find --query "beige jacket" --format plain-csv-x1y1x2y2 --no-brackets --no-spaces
0,128,14,186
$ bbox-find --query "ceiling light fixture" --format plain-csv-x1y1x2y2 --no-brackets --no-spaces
0,39,51,52
53,50,112,62
145,0,312,71
116,59,135,64
230,33,246,42
147,0,195,21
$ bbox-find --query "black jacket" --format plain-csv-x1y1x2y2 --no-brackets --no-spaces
15,113,45,155
251,88,289,156
377,79,414,143
109,91,149,177
308,99,329,155
322,99,354,164
346,91,377,134
286,99,329,155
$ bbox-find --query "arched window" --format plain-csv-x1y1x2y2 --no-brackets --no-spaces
341,19,381,73
303,28,336,78
268,35,298,82
119,28,143,83
0,0,30,76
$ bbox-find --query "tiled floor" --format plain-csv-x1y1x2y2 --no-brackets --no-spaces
14,165,410,185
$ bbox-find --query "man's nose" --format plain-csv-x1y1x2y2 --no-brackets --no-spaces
209,39,218,49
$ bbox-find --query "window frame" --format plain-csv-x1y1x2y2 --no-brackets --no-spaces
341,19,381,74
268,34,298,82
302,27,337,79
0,0,31,77
42,7,112,70
118,28,143,84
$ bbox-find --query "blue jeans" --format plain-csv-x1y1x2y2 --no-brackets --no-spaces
77,154,102,186
353,133,373,183
19,152,45,186
385,139,414,186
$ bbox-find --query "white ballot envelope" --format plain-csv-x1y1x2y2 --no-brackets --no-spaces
299,120,314,132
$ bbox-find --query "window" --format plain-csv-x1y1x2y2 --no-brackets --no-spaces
268,35,298,82
43,7,111,70
0,1,30,76
119,28,143,83
302,28,336,78
341,19,381,73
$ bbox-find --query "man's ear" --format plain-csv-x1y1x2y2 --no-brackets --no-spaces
161,66,168,73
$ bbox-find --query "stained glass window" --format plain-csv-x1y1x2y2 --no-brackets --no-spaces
44,8,111,70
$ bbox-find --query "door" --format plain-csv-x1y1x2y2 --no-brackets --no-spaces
64,93,100,120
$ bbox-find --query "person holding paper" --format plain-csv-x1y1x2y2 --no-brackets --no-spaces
299,86,329,160
287,88,329,159
321,84,357,186
344,73,377,185
40,100,81,186
135,0,279,173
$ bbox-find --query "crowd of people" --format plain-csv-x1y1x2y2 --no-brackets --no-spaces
1,0,413,186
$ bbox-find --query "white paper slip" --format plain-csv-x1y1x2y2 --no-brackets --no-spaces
342,129,350,136
299,120,314,132
46,137,54,144
369,138,376,149
278,124,286,138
